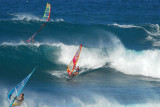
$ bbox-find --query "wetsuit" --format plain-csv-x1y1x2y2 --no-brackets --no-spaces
76,68,79,73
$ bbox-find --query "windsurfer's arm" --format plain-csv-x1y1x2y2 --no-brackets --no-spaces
14,97,24,101
76,67,79,73
11,96,20,102
11,95,23,101
11,95,16,99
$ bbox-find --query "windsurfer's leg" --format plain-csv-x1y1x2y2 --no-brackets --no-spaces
70,72,79,79
12,103,20,106
69,73,75,79
72,74,75,78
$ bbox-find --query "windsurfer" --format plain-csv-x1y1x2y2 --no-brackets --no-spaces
12,93,24,107
69,66,80,79
26,3,50,43
32,39,34,43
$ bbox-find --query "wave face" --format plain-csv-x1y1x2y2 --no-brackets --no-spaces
1,20,160,49
1,0,160,107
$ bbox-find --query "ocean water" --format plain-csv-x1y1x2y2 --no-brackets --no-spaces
1,0,160,107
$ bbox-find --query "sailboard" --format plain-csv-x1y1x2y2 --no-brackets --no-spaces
26,3,51,42
8,67,37,107
67,45,82,77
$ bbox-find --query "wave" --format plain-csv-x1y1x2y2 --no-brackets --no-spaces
111,23,160,36
110,23,160,47
11,13,64,22
0,20,159,49
2,34,160,79
1,20,160,78
57,36,160,78
70,96,160,107
107,40,160,78
12,13,42,21
0,42,107,70
111,23,141,28
57,44,107,69
1,87,160,107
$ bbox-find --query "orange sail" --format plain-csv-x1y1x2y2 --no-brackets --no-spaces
67,45,82,76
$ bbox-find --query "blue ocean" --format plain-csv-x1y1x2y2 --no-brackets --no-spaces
1,0,160,107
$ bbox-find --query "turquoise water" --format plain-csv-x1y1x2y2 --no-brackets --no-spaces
1,0,160,107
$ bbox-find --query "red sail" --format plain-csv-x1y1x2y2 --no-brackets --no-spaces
67,45,82,76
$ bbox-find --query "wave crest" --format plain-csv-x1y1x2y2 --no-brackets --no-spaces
11,13,64,22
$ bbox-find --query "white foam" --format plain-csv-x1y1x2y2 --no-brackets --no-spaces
111,23,160,47
111,23,160,36
72,94,160,107
72,95,122,107
1,41,41,47
106,36,160,78
1,89,9,107
50,36,160,79
54,18,64,22
1,86,160,107
11,13,64,22
0,41,66,47
111,23,141,28
58,44,108,69
0,88,52,107
149,24,160,36
12,13,42,21
51,70,67,78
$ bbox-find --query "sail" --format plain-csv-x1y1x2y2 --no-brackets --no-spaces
67,45,82,76
26,3,51,42
43,3,51,21
8,67,37,107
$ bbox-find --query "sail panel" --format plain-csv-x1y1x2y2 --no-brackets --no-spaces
43,3,51,21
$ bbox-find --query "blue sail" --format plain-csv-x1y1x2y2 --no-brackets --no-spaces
8,67,37,107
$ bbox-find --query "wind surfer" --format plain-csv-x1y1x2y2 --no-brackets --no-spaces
32,39,34,43
69,66,80,79
12,93,24,107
